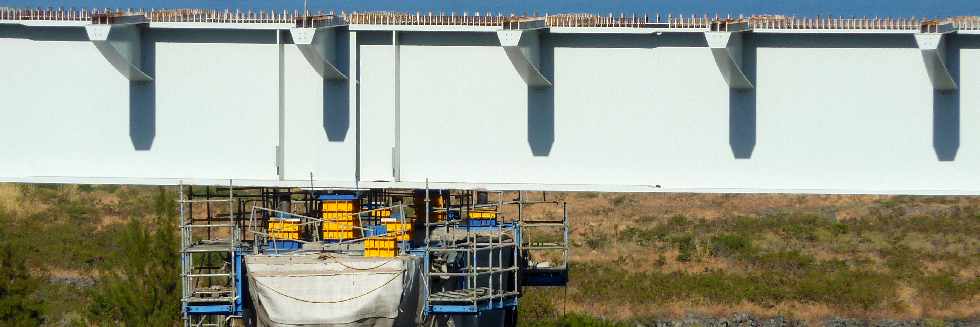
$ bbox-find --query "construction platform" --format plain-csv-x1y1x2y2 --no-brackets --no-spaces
178,186,568,327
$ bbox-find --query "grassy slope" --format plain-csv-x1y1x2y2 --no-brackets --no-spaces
519,192,980,324
0,185,977,325
0,184,175,326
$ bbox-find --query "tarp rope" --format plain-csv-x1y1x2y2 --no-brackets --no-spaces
317,253,399,271
252,270,403,304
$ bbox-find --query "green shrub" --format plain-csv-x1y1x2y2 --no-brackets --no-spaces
711,233,755,258
917,273,980,304
555,313,628,327
519,288,559,324
795,268,895,310
87,216,180,327
0,217,45,326
753,250,815,273
670,234,695,262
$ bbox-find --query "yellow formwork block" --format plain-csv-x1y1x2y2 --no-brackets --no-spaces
372,208,391,218
467,210,497,220
382,221,412,241
322,221,359,240
321,199,360,241
323,213,356,221
268,219,301,240
270,231,300,240
323,230,356,239
364,236,397,257
322,201,356,213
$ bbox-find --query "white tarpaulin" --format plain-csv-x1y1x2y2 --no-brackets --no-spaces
246,253,422,327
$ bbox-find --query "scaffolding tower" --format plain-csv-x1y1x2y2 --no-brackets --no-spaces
422,188,520,314
516,192,570,286
179,183,244,327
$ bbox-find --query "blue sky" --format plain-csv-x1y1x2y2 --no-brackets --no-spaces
0,1,977,18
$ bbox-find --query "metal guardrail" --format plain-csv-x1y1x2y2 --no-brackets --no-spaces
950,16,980,31
2,7,978,33
0,8,92,21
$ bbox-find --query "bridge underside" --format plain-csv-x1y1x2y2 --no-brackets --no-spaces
3,11,980,194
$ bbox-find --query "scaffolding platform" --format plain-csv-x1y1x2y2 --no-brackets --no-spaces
517,194,570,287
429,287,520,313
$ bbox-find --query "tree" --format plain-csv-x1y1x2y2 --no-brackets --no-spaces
0,218,45,326
89,194,180,326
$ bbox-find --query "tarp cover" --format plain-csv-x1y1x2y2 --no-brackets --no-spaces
246,253,421,327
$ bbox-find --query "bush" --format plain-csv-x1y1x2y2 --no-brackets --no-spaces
0,217,45,326
88,215,180,326
711,233,755,258
554,313,628,327
917,273,980,305
753,250,815,273
518,288,559,326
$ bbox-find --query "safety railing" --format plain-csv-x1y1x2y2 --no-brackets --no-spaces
148,9,294,24
950,16,980,31
0,8,92,21
749,15,923,31
3,7,978,34
347,11,515,27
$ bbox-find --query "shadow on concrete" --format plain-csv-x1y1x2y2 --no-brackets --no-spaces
528,34,555,156
0,25,87,41
754,34,916,48
323,30,350,142
933,36,961,161
729,33,757,159
129,30,155,150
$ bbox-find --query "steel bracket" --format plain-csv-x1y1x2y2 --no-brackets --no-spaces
290,27,348,80
85,16,152,81
705,31,753,89
497,29,552,88
914,33,958,91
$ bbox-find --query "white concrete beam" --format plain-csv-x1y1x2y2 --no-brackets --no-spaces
705,31,753,89
497,30,552,88
290,27,348,80
914,33,958,91
85,22,152,81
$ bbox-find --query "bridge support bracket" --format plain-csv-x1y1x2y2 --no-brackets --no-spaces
914,33,958,91
290,27,348,80
705,31,753,90
497,29,552,88
85,16,152,82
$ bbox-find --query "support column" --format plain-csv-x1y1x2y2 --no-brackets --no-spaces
705,31,753,89
497,20,551,88
290,27,348,80
85,14,152,81
350,31,361,185
915,32,958,91
276,30,286,180
393,31,401,181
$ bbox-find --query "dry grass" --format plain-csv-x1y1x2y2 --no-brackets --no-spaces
520,192,980,323
2,185,978,323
